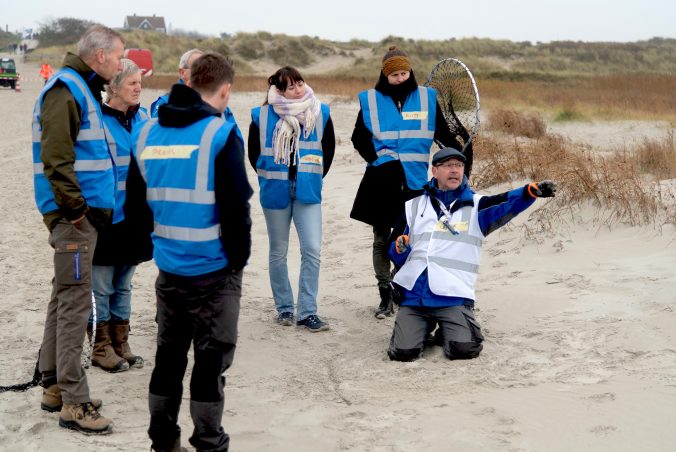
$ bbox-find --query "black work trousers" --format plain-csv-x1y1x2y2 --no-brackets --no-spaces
148,268,242,452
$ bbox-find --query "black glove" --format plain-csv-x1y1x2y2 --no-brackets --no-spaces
529,180,557,198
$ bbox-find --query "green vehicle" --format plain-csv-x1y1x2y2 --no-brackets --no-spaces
0,58,18,90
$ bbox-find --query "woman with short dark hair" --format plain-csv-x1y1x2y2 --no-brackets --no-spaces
248,66,335,332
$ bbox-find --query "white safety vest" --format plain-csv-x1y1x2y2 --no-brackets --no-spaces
393,193,485,300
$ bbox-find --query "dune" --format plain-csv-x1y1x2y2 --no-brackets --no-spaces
1,58,675,452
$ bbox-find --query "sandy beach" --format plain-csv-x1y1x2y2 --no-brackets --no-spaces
1,58,675,452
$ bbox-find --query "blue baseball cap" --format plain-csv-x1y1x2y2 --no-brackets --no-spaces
432,147,465,166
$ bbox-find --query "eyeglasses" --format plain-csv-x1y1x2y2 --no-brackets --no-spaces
435,161,465,169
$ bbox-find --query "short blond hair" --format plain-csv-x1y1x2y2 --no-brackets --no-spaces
103,58,141,103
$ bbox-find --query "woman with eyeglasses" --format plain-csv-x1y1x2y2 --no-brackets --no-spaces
350,46,469,320
248,66,335,332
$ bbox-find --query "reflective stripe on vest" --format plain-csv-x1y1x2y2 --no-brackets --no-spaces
103,107,148,223
153,222,220,242
393,193,485,300
32,68,115,214
359,87,436,190
133,115,234,276
253,103,328,209
135,117,222,207
365,88,434,142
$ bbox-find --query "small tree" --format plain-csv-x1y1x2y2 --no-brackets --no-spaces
37,17,96,48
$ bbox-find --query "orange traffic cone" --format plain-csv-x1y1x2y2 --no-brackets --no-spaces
14,76,21,93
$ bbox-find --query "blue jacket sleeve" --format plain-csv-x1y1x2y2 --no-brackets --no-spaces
389,225,410,267
477,186,537,236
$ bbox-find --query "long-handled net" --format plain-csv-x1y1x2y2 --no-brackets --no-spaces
425,58,481,152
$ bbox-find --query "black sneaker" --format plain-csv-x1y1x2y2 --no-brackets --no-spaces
277,312,294,326
296,315,329,332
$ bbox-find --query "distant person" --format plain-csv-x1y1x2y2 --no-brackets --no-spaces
150,48,202,117
387,147,557,362
31,24,124,435
248,66,335,331
88,58,152,374
151,48,237,127
350,46,468,320
39,62,53,85
126,52,252,452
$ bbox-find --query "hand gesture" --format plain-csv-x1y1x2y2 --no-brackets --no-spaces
395,235,409,254
529,180,557,198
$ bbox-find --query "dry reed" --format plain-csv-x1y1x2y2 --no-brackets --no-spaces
472,132,675,229
486,109,547,138
632,131,676,179
479,74,676,121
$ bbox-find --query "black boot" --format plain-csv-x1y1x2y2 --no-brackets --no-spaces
151,436,187,452
375,286,394,319
149,394,183,451
189,399,229,451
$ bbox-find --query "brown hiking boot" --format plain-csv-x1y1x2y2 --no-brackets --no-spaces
90,321,129,373
111,320,144,368
59,402,113,435
40,384,102,413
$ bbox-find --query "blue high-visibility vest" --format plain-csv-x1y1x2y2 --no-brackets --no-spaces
251,103,330,209
32,67,115,215
103,107,148,224
132,116,241,276
358,86,436,190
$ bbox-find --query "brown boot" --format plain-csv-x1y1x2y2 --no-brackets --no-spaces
59,402,113,435
41,383,103,413
111,320,144,368
90,321,129,373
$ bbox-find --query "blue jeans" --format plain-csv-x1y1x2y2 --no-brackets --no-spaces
90,265,137,324
263,201,322,321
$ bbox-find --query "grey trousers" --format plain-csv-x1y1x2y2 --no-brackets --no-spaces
388,305,484,361
39,217,98,404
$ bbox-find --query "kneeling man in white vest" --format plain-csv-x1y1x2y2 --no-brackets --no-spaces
388,147,556,361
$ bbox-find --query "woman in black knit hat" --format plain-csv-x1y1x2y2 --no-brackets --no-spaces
350,46,470,319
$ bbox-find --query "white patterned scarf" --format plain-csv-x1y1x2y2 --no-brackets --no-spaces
267,83,321,166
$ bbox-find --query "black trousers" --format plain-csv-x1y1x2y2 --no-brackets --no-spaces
148,268,242,452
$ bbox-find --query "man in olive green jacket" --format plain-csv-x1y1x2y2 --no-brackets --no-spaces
32,25,124,435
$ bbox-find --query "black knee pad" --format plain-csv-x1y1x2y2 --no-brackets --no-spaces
388,347,422,362
445,341,483,360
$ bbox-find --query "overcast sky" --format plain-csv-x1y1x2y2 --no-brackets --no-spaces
4,0,674,43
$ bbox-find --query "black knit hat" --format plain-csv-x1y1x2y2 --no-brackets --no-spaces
432,147,465,166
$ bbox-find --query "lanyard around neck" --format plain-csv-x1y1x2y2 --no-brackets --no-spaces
430,195,459,235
